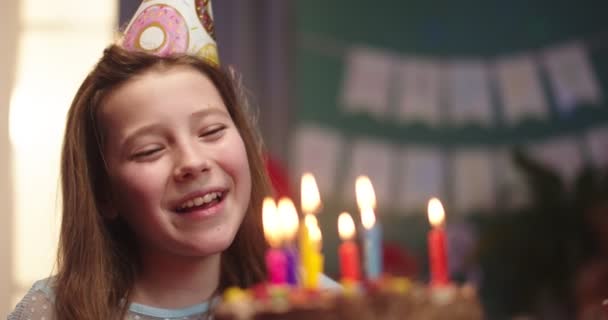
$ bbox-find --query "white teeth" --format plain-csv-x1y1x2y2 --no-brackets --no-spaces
178,192,221,210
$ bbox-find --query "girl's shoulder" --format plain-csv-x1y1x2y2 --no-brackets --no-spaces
8,278,56,320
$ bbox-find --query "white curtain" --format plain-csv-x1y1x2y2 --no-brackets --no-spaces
6,0,116,313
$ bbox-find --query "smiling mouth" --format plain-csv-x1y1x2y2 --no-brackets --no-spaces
175,191,225,214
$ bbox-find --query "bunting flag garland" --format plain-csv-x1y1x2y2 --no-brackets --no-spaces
445,60,494,126
542,42,602,113
397,147,445,213
296,32,608,215
341,47,395,118
397,57,443,125
290,126,343,196
494,54,549,124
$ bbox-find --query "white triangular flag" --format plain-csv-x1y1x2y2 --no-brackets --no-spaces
528,137,583,183
341,47,394,118
542,42,601,112
445,60,494,126
495,149,530,209
397,147,445,214
451,149,497,214
291,126,343,196
494,54,548,124
397,57,442,125
586,126,608,168
343,139,395,208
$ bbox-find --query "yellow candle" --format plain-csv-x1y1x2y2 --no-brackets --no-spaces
304,214,323,288
300,173,323,288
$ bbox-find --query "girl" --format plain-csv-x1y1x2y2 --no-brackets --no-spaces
8,45,337,320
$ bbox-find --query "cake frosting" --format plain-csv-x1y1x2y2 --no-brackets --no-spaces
214,277,483,320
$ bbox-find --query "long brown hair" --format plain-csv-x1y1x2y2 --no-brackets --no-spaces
56,45,270,319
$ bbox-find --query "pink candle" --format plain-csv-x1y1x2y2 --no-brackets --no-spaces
266,248,287,284
263,197,287,284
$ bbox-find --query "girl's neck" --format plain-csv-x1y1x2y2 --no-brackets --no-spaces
131,251,221,309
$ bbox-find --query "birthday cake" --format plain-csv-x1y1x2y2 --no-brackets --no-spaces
214,278,483,320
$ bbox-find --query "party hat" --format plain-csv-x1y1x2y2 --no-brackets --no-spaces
122,0,219,66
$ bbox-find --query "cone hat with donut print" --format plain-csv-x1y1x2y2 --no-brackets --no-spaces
122,0,219,66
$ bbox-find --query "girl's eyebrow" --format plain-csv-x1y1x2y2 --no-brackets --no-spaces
190,106,230,120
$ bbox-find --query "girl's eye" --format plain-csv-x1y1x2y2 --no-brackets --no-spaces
132,147,162,159
199,125,226,139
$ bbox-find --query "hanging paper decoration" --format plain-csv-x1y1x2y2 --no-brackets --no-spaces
445,60,494,126
397,147,445,213
397,57,443,125
341,47,395,119
585,126,608,168
451,150,497,214
528,137,584,183
494,54,548,124
542,42,602,112
291,126,343,196
343,139,395,207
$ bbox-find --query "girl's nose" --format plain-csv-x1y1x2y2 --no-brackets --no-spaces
173,144,210,182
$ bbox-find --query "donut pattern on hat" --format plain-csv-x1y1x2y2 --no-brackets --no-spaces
123,4,189,57
195,0,215,40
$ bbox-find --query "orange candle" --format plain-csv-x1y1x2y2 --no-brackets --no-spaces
427,197,449,287
338,212,360,283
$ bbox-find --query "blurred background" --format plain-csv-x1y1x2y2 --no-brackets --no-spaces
2,0,608,319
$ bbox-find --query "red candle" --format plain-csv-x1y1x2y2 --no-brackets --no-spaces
427,198,449,286
338,212,360,282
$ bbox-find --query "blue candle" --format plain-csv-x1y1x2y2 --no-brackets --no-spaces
356,176,383,280
363,219,383,280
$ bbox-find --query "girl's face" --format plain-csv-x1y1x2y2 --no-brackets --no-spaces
100,66,252,259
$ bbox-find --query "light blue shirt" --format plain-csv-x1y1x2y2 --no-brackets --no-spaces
8,274,341,320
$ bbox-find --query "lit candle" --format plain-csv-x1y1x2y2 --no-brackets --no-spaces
301,173,321,215
300,173,324,288
304,213,324,288
427,197,449,287
338,212,360,283
263,197,287,284
278,197,299,286
356,176,383,280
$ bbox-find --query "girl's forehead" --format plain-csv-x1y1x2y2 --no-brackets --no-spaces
102,66,224,116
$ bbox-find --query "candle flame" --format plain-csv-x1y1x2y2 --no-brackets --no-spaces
304,213,318,230
305,213,322,249
278,197,299,242
338,212,356,240
361,207,376,229
309,222,322,248
355,175,376,211
263,197,281,248
301,173,321,215
427,197,445,227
